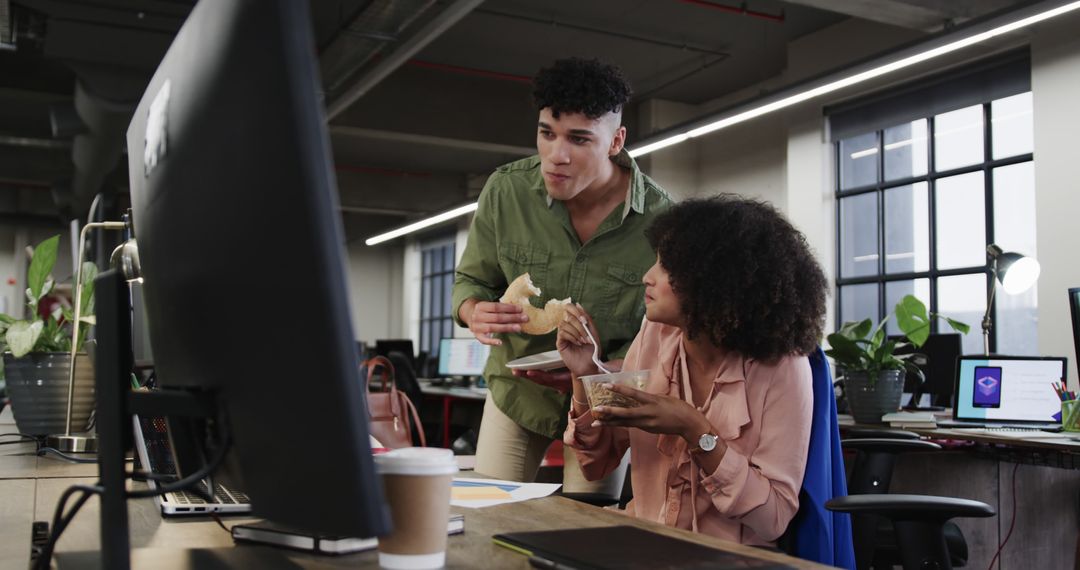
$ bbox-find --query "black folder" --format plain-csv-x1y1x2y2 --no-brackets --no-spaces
492,525,797,569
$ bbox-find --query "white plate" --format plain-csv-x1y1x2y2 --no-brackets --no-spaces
506,350,564,371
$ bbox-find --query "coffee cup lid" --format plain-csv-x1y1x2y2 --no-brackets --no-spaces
375,447,459,476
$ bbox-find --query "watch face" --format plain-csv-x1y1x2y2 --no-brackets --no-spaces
699,433,718,452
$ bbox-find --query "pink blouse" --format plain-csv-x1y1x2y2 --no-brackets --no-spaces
564,319,813,546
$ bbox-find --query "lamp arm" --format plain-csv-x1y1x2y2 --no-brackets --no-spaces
63,221,126,436
981,260,999,357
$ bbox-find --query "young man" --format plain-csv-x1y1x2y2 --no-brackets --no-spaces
452,58,672,490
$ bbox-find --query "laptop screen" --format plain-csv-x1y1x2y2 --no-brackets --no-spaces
954,356,1067,424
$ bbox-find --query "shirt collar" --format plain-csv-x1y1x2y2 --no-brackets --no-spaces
542,148,646,221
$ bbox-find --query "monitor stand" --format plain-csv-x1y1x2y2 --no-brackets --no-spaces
55,270,235,570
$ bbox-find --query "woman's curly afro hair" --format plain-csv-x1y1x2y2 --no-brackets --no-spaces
646,195,828,362
533,58,632,119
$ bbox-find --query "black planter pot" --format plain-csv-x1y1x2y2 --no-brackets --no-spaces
845,369,904,424
3,352,94,436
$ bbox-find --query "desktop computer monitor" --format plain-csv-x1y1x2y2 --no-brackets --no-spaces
1070,288,1080,371
438,338,491,378
126,0,388,539
375,339,416,360
890,333,962,409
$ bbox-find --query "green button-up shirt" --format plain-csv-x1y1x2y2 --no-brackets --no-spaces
452,150,672,439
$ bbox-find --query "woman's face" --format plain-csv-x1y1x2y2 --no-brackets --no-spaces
642,255,684,327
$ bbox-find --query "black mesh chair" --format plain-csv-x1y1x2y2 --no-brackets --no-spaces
831,432,994,570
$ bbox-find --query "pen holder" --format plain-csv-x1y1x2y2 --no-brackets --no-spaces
1062,400,1080,432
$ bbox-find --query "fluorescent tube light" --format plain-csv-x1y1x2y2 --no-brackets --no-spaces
365,202,479,246
629,0,1080,157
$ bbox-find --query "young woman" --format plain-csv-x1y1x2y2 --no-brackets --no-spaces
557,194,828,546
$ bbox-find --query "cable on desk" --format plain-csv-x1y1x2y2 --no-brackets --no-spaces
37,447,98,463
126,430,231,499
35,483,104,570
209,512,232,534
986,461,1020,570
0,432,39,442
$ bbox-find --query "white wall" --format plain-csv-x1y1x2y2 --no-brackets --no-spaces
1031,16,1080,388
345,240,404,345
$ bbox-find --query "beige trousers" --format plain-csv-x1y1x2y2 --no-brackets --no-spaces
474,393,628,496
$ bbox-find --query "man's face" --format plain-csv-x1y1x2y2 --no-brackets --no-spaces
536,108,626,201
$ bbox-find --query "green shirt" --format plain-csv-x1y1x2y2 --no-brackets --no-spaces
452,150,672,439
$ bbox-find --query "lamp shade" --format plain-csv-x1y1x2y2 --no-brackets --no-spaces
997,253,1040,294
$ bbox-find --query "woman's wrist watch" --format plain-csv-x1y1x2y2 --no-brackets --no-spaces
688,432,719,455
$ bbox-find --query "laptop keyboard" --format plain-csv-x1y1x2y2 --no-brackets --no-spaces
170,483,249,505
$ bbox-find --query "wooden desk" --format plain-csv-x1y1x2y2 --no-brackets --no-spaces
418,379,487,448
2,475,828,569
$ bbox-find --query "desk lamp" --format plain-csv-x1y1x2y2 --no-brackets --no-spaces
45,220,141,453
982,244,1040,355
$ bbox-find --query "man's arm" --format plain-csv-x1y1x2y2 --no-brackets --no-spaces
451,177,528,346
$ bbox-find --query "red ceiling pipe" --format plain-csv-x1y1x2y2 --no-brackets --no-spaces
677,0,785,23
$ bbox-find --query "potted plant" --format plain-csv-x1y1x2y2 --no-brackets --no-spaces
0,235,97,436
826,294,969,424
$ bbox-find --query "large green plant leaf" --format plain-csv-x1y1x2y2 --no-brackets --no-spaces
7,320,44,358
943,317,970,335
825,333,866,367
78,261,98,318
837,319,872,340
26,236,59,306
895,295,931,347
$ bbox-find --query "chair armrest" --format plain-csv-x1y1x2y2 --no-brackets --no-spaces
826,494,995,520
845,427,921,440
841,438,942,454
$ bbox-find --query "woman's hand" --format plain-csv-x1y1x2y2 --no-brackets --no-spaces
590,383,711,442
556,304,602,378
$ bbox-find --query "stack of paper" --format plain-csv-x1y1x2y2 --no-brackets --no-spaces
881,411,937,428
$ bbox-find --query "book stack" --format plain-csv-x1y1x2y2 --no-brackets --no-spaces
881,411,937,428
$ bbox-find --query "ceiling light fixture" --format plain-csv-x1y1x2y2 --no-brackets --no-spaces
364,0,1080,245
365,202,479,246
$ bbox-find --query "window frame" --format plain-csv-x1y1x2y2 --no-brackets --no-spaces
834,100,1035,353
418,235,456,359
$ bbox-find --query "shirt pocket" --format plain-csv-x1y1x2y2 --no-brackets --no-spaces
497,241,550,300
595,262,647,326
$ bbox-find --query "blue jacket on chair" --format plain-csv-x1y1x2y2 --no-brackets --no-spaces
787,347,856,569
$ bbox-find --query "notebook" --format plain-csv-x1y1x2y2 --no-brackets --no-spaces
493,525,796,569
131,414,252,516
940,355,1068,430
232,514,464,555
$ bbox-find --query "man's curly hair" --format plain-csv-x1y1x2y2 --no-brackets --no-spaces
646,195,828,362
533,58,632,119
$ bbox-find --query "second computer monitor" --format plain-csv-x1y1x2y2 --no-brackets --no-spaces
892,333,962,408
438,338,490,378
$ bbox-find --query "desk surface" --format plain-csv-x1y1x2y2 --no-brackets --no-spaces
0,407,822,569
418,379,488,401
839,413,1080,450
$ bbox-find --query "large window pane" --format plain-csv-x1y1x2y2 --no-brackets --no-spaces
992,92,1033,160
839,193,879,278
884,120,928,181
885,279,930,336
934,105,984,172
884,182,929,274
938,274,987,355
839,283,879,327
935,172,986,270
993,162,1037,259
840,132,878,190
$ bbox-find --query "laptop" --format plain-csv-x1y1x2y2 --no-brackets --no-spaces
132,414,252,516
939,355,1068,430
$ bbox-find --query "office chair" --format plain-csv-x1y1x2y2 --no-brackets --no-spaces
778,347,856,568
829,436,995,570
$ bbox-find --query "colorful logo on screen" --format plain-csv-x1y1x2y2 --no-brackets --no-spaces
976,374,1000,396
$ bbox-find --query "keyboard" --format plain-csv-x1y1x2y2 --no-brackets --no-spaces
170,483,249,505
